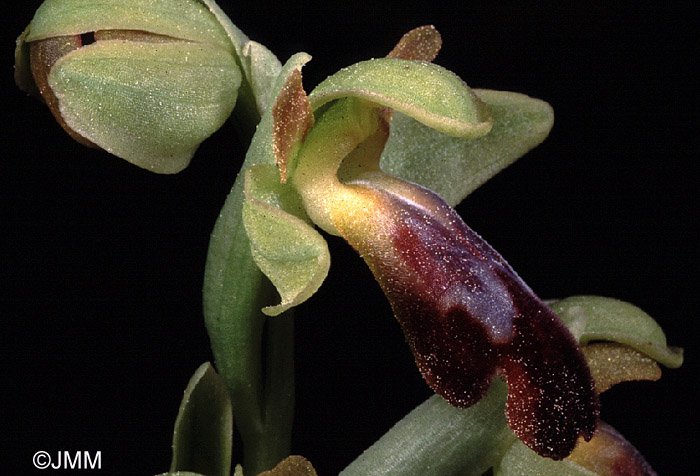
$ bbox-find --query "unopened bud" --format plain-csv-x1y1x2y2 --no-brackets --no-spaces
15,0,241,173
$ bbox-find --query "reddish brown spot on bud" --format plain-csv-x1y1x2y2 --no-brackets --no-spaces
29,36,98,148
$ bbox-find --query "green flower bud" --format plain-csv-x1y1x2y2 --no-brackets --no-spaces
15,0,242,173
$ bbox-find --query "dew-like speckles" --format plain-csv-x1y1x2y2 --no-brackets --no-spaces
337,179,598,459
289,57,596,459
387,25,443,63
272,69,314,183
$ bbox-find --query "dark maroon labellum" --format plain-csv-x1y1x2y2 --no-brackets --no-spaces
344,180,599,459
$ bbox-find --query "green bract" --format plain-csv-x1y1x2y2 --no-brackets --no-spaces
340,381,514,476
50,40,240,173
15,0,246,173
170,363,232,476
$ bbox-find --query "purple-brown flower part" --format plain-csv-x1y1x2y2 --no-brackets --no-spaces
331,154,598,458
288,83,597,458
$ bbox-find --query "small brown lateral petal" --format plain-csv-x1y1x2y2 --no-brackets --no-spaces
258,455,318,476
382,26,441,124
272,69,314,183
387,25,442,62
569,422,658,476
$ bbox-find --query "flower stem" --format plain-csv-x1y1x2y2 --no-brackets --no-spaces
203,150,294,474
341,380,516,476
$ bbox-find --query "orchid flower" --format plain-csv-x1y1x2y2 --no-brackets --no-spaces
240,26,598,460
16,3,683,472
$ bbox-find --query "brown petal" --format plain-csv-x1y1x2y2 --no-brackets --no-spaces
272,69,314,183
387,25,442,62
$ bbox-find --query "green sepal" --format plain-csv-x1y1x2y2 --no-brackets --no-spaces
494,440,596,476
48,39,240,173
549,295,683,368
242,41,284,115
203,51,313,352
202,52,311,474
341,380,516,476
243,165,330,316
309,58,493,139
199,0,250,53
170,363,233,476
24,0,232,51
381,89,555,207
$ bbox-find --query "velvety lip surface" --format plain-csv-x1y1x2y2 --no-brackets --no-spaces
334,179,598,459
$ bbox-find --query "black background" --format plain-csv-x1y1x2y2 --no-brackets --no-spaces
2,1,697,475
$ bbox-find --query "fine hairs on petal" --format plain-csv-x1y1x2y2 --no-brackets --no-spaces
332,177,598,459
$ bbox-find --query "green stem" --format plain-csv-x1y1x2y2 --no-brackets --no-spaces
340,380,516,476
203,142,294,474
200,43,310,473
240,313,296,476
263,314,295,450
